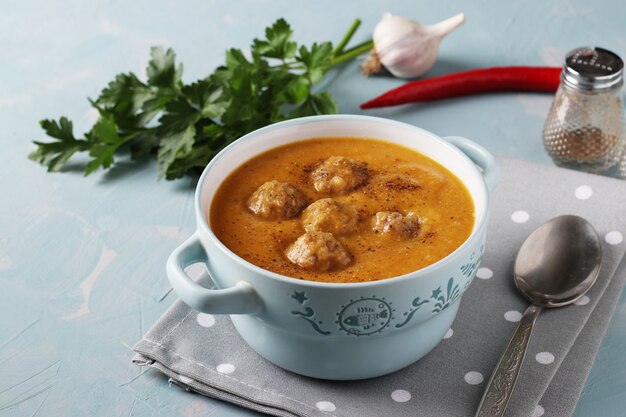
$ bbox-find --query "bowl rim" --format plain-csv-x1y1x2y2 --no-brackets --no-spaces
194,114,490,288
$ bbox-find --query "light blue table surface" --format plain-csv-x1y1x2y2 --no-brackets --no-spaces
1,1,625,415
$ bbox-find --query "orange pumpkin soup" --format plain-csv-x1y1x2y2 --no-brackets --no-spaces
210,137,474,283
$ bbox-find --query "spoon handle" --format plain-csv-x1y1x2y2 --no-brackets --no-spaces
474,304,543,417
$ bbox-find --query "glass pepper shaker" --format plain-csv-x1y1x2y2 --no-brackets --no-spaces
620,116,626,179
621,145,626,178
543,46,624,174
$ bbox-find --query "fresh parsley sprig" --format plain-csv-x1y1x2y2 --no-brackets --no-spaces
30,18,373,180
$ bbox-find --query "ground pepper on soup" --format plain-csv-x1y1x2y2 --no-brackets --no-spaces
210,137,474,283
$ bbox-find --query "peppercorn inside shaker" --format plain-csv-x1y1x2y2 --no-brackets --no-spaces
543,46,624,173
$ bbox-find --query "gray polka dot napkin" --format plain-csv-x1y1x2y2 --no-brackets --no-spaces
133,157,626,417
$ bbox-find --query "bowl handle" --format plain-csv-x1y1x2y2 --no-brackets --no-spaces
166,233,263,315
443,136,500,193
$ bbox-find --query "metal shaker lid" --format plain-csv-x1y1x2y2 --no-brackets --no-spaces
563,46,623,92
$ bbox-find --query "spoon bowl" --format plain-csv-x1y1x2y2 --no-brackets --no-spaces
514,215,602,307
475,215,602,417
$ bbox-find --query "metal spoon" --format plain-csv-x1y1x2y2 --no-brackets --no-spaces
474,215,602,417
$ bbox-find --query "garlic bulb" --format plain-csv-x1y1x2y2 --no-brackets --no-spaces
362,12,465,78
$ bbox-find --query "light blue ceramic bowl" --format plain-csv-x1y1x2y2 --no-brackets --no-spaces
167,115,498,380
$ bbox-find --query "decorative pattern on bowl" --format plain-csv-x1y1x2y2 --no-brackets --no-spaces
289,245,484,335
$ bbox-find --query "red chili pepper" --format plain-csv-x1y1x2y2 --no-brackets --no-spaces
360,66,562,109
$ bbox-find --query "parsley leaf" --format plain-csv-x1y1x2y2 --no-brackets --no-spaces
147,47,183,88
298,42,333,84
29,117,89,172
253,18,297,59
85,114,124,175
157,124,196,179
30,18,371,180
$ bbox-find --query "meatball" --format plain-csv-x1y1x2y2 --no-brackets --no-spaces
311,156,368,194
302,198,359,235
285,232,352,271
247,180,307,219
373,211,421,238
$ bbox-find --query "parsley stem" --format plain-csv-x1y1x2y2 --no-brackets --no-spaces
331,39,374,66
333,19,362,56
120,129,151,144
